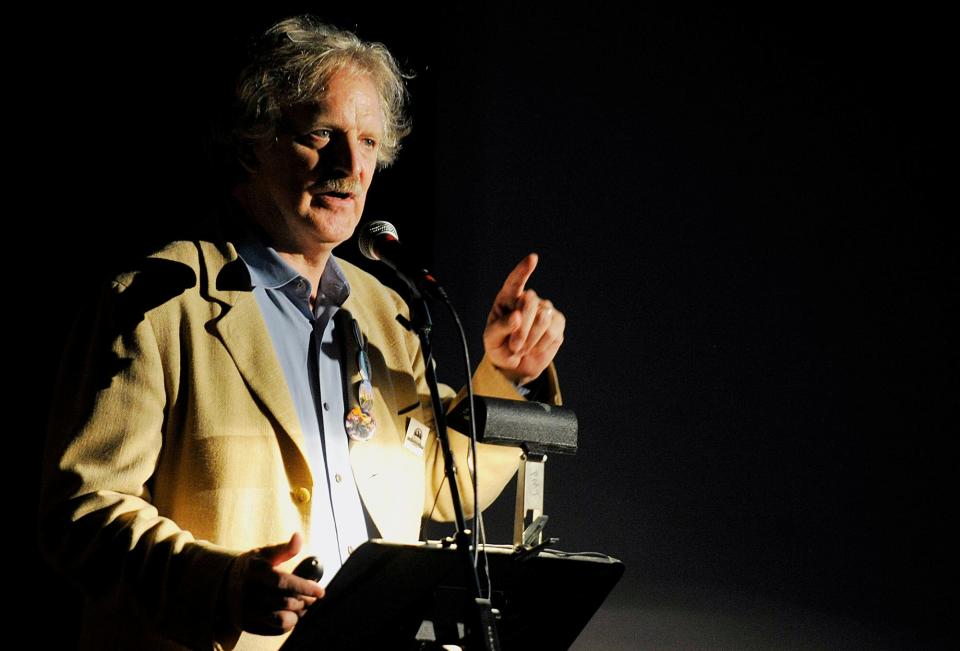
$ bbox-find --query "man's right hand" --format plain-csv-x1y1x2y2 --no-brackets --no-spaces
240,532,325,635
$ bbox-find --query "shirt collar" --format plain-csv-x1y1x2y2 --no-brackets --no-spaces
234,224,351,307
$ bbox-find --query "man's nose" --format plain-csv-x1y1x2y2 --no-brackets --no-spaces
328,134,362,178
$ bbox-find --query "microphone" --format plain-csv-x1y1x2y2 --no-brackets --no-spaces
358,220,444,299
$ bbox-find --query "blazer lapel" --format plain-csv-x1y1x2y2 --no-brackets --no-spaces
338,303,423,541
200,239,313,484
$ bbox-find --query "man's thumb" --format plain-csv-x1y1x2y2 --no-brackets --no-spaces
255,532,303,567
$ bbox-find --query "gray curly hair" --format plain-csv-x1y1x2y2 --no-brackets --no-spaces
229,16,411,169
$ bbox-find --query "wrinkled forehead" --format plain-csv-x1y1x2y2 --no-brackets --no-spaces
278,70,386,129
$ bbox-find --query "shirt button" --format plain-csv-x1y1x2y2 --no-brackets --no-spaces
347,545,354,555
292,487,311,504
335,473,342,483
323,402,330,411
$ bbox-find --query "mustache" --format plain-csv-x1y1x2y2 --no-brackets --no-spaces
312,178,362,195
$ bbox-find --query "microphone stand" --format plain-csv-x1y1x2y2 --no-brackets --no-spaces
394,277,501,651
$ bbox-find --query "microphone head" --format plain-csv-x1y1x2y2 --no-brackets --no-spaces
358,220,399,261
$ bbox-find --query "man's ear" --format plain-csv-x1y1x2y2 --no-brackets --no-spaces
237,143,258,173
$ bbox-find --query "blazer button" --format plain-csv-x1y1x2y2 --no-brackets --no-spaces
293,487,311,504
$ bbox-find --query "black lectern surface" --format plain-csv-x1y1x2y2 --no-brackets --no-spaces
281,540,624,651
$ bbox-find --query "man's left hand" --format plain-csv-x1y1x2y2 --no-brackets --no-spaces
483,253,565,386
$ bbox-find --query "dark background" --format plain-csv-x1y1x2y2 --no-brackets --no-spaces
30,5,952,649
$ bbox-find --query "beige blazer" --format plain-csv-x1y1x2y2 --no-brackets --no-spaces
41,234,560,650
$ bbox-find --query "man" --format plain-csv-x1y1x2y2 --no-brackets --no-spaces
40,16,565,650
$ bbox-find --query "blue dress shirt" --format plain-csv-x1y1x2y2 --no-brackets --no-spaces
235,232,369,587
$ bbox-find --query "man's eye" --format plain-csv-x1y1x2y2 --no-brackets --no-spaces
362,137,378,149
309,129,332,140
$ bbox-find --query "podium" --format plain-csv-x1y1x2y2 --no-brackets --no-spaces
281,540,624,650
282,397,621,649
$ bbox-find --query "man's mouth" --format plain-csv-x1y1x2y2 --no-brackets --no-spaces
310,188,358,208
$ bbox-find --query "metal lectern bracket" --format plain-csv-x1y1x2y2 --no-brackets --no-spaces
514,452,548,547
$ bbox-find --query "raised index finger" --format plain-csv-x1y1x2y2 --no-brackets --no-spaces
495,253,539,305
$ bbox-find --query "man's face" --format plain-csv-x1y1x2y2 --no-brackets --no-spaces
249,69,384,253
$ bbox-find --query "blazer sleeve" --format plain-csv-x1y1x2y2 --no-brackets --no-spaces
39,279,241,650
422,350,562,522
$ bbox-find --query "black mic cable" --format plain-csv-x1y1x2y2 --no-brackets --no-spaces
359,220,491,597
